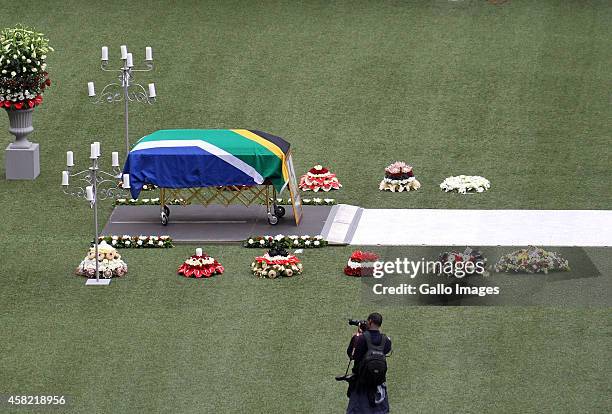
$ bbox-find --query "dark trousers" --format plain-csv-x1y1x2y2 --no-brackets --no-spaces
346,380,390,414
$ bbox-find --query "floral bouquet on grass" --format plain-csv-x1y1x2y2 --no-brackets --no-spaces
440,175,490,194
76,241,127,279
251,246,303,279
344,250,379,277
244,234,327,249
493,246,570,274
114,198,187,206
271,197,337,206
437,248,487,278
379,161,421,192
97,235,173,248
299,165,342,192
177,252,224,278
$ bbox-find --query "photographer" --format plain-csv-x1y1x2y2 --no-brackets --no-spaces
345,312,392,413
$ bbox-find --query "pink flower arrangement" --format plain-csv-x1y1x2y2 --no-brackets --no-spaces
385,161,413,176
299,164,342,192
380,161,421,192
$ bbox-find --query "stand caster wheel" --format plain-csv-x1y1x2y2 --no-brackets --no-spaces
161,211,169,226
163,205,170,217
267,214,279,225
274,206,285,218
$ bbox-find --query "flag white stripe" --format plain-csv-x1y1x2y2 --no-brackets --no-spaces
131,139,264,184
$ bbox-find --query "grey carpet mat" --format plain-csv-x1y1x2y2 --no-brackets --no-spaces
102,205,333,243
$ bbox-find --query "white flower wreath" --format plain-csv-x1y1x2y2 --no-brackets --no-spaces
440,175,490,194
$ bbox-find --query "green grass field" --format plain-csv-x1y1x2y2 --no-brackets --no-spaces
1,1,611,413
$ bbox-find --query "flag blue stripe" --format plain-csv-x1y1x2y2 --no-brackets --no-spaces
124,145,259,199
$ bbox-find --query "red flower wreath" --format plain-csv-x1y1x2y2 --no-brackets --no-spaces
177,254,224,278
344,250,379,277
254,255,301,266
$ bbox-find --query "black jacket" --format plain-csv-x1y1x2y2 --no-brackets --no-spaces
347,329,392,373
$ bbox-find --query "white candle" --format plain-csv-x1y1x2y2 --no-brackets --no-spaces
87,81,95,97
90,143,97,159
120,45,128,60
126,53,133,68
101,46,108,61
86,185,94,201
148,83,156,98
111,151,119,167
93,141,101,157
61,171,69,186
145,46,153,61
195,248,203,257
66,151,74,167
122,174,130,189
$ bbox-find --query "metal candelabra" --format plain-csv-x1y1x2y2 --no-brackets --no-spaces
61,143,131,286
87,44,157,158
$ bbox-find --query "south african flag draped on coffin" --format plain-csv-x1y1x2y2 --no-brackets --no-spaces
124,129,290,199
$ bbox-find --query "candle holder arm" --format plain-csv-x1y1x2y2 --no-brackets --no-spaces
90,83,124,104
130,61,154,72
127,83,156,104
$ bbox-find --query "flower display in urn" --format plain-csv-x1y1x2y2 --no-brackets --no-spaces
0,25,53,179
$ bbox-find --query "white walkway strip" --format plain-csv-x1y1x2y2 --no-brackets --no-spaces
323,204,363,244
131,139,264,184
347,209,612,246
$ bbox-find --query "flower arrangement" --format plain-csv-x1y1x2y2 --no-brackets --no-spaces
0,25,53,110
493,246,570,274
299,165,342,192
270,197,337,206
96,235,173,248
379,161,421,192
440,175,490,194
437,248,487,278
177,252,224,278
251,246,303,279
114,198,186,206
344,250,379,277
244,234,327,248
75,241,128,279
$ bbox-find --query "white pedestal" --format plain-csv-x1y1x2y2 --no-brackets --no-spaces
5,142,40,180
85,278,112,286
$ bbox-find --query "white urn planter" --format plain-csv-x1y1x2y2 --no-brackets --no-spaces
0,25,53,181
4,107,39,179
6,107,35,148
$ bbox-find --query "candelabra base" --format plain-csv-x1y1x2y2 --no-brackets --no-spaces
85,278,112,286
5,142,39,180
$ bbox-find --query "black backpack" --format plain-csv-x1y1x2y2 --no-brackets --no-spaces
358,331,388,386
